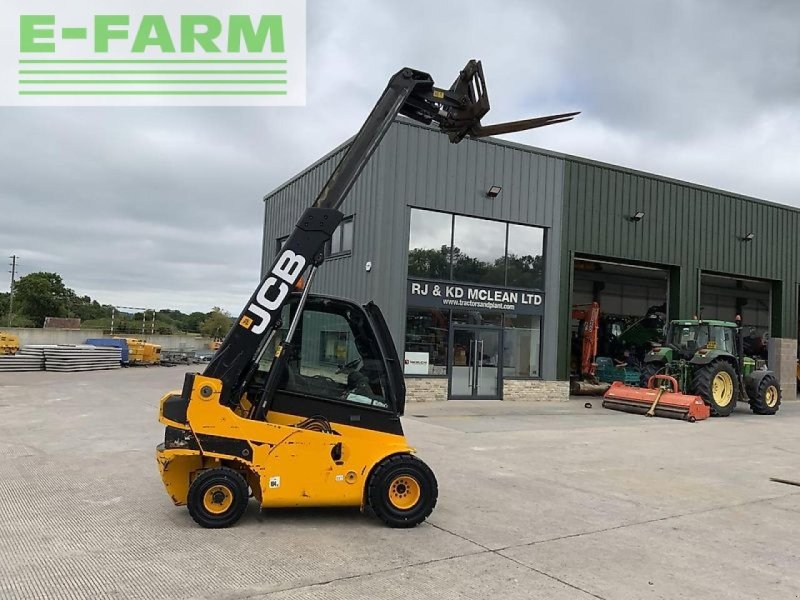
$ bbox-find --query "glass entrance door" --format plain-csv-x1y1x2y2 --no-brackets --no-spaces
449,327,501,399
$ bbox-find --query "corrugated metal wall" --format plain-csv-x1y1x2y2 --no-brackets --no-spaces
558,158,800,378
265,121,799,384
262,138,382,310
264,120,566,380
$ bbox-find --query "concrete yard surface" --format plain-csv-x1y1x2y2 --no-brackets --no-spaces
1,367,799,600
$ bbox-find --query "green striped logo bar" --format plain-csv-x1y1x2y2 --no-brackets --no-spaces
3,2,306,106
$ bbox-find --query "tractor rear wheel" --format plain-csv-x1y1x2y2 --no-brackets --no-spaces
691,360,738,417
640,362,663,387
187,467,249,528
367,454,437,528
749,374,781,415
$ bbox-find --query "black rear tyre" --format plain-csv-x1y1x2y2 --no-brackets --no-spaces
187,467,249,528
749,374,781,415
691,360,739,417
367,454,437,528
640,362,663,387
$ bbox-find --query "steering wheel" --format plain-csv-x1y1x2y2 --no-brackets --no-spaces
336,357,362,375
308,374,340,387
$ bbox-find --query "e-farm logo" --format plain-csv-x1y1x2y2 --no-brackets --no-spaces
0,1,306,106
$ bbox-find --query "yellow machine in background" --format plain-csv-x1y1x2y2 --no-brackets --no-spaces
116,338,160,364
0,332,20,355
143,343,161,364
118,338,145,363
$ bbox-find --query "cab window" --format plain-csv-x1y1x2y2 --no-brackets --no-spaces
260,301,391,409
710,326,734,353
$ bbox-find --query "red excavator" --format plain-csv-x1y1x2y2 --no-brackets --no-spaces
570,302,610,395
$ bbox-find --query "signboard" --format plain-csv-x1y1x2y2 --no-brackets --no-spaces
43,317,81,329
407,278,544,315
403,351,430,375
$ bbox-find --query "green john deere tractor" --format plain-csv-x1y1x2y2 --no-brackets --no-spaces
642,318,781,417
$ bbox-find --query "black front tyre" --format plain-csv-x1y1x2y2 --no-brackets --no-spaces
367,454,438,528
640,362,663,388
691,360,739,417
187,467,249,528
749,374,781,415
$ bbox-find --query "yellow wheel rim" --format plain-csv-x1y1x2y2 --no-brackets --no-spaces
712,371,734,407
203,484,234,515
388,475,421,510
765,385,779,408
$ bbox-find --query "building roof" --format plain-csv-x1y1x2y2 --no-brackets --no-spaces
264,118,799,216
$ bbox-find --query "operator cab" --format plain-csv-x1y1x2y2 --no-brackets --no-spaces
248,293,406,432
666,321,736,358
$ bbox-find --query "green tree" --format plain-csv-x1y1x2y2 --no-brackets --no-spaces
505,253,544,289
13,272,72,327
407,245,451,279
186,311,207,333
0,288,34,327
200,307,233,338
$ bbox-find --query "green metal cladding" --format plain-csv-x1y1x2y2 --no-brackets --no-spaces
557,158,800,379
262,120,799,383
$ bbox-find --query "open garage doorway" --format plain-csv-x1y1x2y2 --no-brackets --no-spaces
700,274,771,360
571,258,669,383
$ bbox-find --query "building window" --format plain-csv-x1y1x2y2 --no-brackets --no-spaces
407,208,545,289
506,224,544,289
403,307,542,380
276,235,289,255
404,308,449,376
451,311,503,327
452,215,506,285
502,314,541,378
408,209,452,279
327,216,354,257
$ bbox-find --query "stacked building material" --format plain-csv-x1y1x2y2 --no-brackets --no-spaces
41,345,122,372
0,353,43,372
85,338,129,364
0,345,123,372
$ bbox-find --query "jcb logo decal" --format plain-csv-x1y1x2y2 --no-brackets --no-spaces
244,249,305,334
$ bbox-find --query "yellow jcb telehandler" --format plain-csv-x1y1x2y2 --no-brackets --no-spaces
155,60,577,528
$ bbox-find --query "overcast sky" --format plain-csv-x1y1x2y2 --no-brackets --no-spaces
2,1,798,314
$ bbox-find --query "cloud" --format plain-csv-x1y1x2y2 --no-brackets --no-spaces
1,1,798,312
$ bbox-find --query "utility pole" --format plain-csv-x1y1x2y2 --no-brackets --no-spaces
8,255,18,327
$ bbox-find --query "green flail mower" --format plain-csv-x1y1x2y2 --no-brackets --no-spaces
640,318,781,417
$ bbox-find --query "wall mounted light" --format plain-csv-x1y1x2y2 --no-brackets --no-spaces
486,185,502,198
742,232,755,242
629,211,646,222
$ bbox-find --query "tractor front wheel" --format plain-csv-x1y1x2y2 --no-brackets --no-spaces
692,360,739,417
749,374,781,415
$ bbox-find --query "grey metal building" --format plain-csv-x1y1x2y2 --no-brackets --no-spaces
263,119,799,401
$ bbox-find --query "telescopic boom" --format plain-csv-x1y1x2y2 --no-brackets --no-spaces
204,60,578,407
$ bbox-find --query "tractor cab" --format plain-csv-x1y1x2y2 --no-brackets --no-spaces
661,320,737,360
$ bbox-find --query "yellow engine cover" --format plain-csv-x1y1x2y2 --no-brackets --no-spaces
156,376,413,510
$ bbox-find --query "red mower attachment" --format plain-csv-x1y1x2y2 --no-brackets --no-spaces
602,375,711,422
